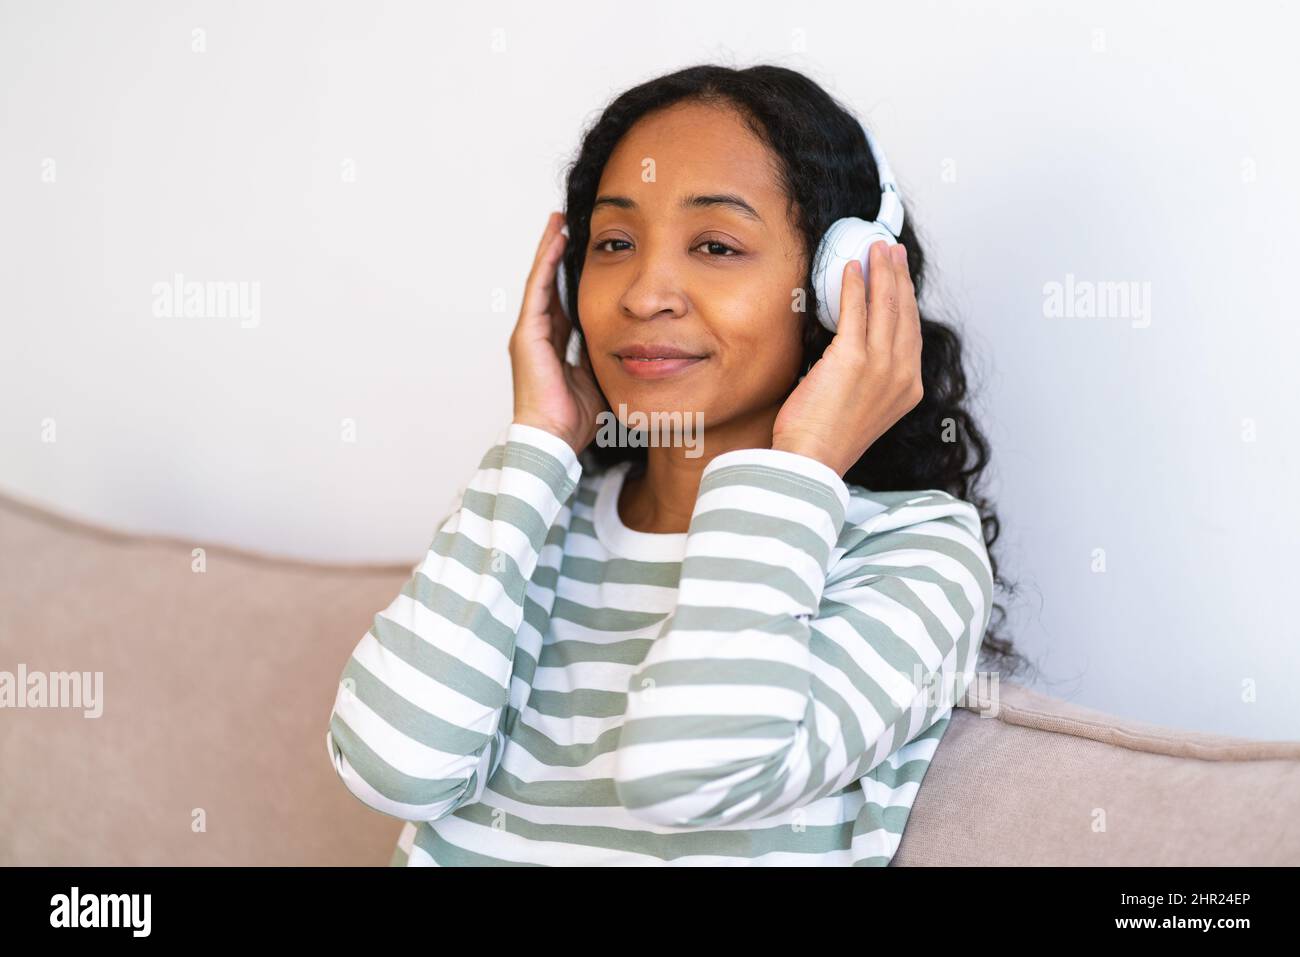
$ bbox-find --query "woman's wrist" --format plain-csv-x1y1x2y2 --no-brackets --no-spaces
512,414,584,456
770,433,849,478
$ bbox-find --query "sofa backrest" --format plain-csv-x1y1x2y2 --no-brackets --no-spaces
2,490,1297,866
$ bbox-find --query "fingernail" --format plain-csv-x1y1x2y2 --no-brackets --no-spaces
891,244,905,264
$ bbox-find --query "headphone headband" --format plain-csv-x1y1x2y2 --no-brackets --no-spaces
860,120,904,237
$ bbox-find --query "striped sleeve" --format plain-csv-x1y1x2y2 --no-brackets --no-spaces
326,422,581,822
611,447,993,828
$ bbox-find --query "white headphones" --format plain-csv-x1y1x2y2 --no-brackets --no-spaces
810,122,905,333
556,117,903,358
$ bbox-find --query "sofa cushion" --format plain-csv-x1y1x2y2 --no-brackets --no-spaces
895,682,1300,865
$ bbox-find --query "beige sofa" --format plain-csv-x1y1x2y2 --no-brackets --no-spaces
2,490,1296,866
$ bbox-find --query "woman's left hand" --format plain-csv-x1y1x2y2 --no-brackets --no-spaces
771,239,923,477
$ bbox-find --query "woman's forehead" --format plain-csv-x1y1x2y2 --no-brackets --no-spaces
596,107,786,219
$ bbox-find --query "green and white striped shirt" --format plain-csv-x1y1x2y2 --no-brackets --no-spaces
327,421,993,866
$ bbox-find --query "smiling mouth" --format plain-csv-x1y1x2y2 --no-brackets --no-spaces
615,355,708,379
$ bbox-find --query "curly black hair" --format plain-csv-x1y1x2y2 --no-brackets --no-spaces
557,63,1030,680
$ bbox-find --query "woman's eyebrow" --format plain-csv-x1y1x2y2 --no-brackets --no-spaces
592,192,764,223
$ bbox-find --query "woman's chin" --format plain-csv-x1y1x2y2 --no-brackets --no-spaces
604,388,709,418
602,367,713,415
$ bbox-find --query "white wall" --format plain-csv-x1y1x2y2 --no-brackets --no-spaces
2,0,1297,740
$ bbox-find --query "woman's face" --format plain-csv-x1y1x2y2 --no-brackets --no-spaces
577,101,808,444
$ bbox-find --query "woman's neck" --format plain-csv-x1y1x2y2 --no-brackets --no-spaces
617,404,782,535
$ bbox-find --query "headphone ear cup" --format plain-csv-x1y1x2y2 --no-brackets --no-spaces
812,218,898,333
564,327,583,366
555,260,570,321
555,262,585,366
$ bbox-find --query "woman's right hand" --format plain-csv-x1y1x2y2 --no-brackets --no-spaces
510,211,606,456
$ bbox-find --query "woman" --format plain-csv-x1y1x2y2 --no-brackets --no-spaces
327,64,1025,866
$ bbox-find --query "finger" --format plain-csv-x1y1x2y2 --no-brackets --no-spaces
545,234,573,355
521,213,565,321
889,244,921,355
865,239,899,357
528,211,563,278
524,224,565,317
835,257,867,347
518,226,569,354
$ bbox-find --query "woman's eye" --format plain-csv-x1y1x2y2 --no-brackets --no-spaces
694,239,739,256
590,238,739,256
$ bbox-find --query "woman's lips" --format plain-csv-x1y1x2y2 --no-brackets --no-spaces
616,356,707,379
